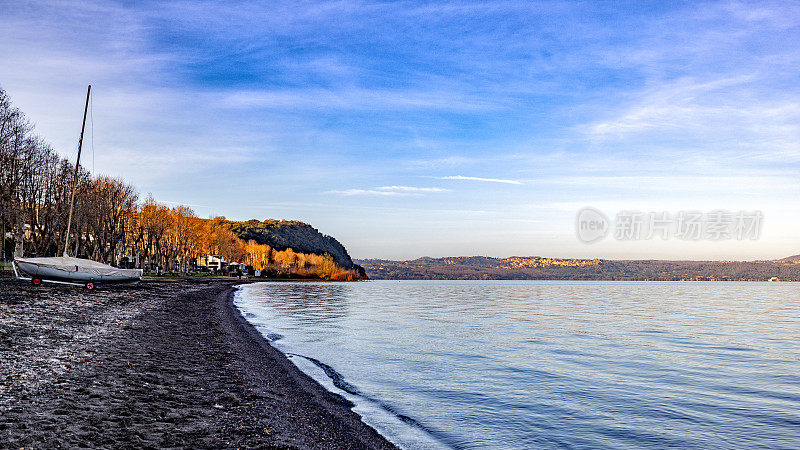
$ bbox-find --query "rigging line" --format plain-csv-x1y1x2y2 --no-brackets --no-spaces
90,90,94,174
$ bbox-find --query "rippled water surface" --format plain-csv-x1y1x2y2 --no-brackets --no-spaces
235,281,800,449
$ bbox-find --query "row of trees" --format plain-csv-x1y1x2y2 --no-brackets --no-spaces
127,198,358,279
1,87,359,280
1,88,139,262
128,206,358,279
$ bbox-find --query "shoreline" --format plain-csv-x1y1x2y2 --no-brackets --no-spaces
219,284,398,449
0,279,396,448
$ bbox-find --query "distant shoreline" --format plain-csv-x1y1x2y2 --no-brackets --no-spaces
356,256,800,281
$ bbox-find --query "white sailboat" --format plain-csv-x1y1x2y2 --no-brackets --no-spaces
14,256,142,286
12,85,143,289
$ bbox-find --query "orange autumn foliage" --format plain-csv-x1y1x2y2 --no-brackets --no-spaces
125,199,360,279
242,240,360,281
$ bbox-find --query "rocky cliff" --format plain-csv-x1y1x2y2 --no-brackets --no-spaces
227,219,366,278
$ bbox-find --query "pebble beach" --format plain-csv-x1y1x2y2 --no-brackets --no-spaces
0,277,396,449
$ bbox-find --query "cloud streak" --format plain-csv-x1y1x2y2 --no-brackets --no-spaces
437,175,523,185
221,87,506,112
377,186,448,192
327,186,448,196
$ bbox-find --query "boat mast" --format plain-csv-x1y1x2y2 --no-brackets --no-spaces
63,84,91,257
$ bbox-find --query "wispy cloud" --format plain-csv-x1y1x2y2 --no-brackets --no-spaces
583,75,792,137
3,0,800,260
221,88,505,112
437,175,523,185
578,2,800,170
377,186,448,193
157,200,210,209
326,189,410,196
327,185,447,196
582,74,800,164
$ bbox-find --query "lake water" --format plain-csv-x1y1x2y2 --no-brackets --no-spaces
234,281,800,449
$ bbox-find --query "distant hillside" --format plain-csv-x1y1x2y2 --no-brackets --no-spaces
227,219,366,278
356,256,800,281
775,255,800,264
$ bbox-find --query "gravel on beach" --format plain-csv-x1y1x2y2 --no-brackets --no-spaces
0,277,397,449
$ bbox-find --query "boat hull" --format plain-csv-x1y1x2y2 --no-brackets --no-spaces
15,258,142,283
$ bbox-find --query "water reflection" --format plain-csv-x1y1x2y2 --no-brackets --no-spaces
237,281,800,449
246,282,352,326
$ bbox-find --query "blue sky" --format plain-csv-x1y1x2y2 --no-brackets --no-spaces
2,0,800,260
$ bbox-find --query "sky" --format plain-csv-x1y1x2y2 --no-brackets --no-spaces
1,0,799,260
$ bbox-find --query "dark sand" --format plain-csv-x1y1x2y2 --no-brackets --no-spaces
0,278,397,449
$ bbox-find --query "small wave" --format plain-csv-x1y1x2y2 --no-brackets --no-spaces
266,333,284,341
287,353,460,449
288,353,361,395
370,400,460,449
